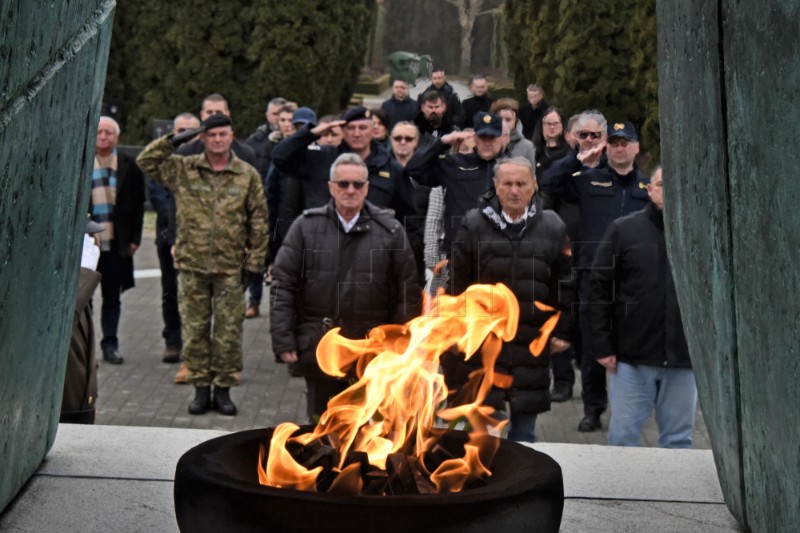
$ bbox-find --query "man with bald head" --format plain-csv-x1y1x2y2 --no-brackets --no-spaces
147,112,200,366
89,116,145,365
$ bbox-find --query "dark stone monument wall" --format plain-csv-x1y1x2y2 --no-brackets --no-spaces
658,1,800,531
0,0,116,512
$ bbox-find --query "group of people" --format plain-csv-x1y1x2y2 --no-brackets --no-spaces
84,69,697,448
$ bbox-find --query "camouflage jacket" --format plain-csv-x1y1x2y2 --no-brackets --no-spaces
137,136,268,275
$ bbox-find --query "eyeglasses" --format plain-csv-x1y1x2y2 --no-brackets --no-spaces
332,180,367,190
543,121,561,127
577,131,603,140
392,135,416,143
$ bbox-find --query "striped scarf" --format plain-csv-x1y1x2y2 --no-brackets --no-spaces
91,150,117,251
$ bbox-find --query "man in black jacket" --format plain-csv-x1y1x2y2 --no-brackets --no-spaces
462,75,495,129
589,168,697,448
543,120,650,433
417,69,465,128
148,112,199,365
450,156,573,442
381,79,419,128
90,116,145,365
270,154,421,421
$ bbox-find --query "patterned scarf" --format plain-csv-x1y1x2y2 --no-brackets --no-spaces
91,150,117,251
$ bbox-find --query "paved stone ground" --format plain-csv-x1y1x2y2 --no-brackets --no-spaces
92,227,710,449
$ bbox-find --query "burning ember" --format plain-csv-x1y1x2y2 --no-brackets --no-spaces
258,283,560,495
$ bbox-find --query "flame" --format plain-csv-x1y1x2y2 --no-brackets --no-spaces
529,301,561,356
259,284,561,493
258,423,321,491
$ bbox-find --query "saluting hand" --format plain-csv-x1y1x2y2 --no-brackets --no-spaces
311,120,346,137
577,141,606,167
440,131,474,146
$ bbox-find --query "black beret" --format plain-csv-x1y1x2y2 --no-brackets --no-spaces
201,113,232,131
340,106,372,123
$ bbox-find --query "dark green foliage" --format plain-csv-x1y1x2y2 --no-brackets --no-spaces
503,0,660,163
105,1,375,144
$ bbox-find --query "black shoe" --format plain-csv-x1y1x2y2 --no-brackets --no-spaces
578,414,602,432
188,386,212,415
102,348,124,365
212,386,238,416
550,382,573,403
162,346,181,363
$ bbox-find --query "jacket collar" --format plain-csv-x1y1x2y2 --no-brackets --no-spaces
478,190,541,232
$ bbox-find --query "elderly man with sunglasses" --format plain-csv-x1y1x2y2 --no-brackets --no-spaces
270,153,421,422
541,116,651,433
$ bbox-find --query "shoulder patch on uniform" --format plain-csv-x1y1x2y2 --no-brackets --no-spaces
590,181,613,187
638,181,647,189
308,145,321,151
378,170,390,178
571,171,583,177
438,154,447,159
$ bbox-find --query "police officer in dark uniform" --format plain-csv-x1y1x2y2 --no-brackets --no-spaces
405,111,507,262
545,121,651,432
271,106,417,235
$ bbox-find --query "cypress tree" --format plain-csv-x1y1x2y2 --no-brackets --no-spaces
503,0,660,161
103,1,375,144
244,0,375,124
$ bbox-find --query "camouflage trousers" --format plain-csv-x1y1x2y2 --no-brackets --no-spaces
178,270,244,387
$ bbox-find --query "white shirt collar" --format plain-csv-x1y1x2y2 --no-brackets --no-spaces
337,211,360,233
501,209,528,224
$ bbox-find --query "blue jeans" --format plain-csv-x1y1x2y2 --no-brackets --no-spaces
494,410,538,443
609,362,697,448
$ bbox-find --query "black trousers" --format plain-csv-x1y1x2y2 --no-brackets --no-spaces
579,274,607,417
304,376,348,423
156,240,182,348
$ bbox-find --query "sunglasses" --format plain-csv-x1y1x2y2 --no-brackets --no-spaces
392,135,416,143
332,180,367,190
577,131,603,140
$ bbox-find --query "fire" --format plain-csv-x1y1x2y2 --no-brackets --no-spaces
258,283,561,493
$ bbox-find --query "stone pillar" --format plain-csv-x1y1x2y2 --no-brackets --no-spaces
658,2,800,531
0,0,116,512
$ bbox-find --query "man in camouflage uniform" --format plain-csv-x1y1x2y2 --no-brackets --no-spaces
137,114,268,416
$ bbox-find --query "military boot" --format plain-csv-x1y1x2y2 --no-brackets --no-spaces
188,386,212,415
212,386,237,416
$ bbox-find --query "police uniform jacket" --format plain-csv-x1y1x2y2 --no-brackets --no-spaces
450,192,573,416
546,162,649,268
270,200,421,377
136,136,269,276
589,203,691,368
405,137,504,257
271,128,417,230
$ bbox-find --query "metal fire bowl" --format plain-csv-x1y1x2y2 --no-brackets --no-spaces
174,426,563,533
